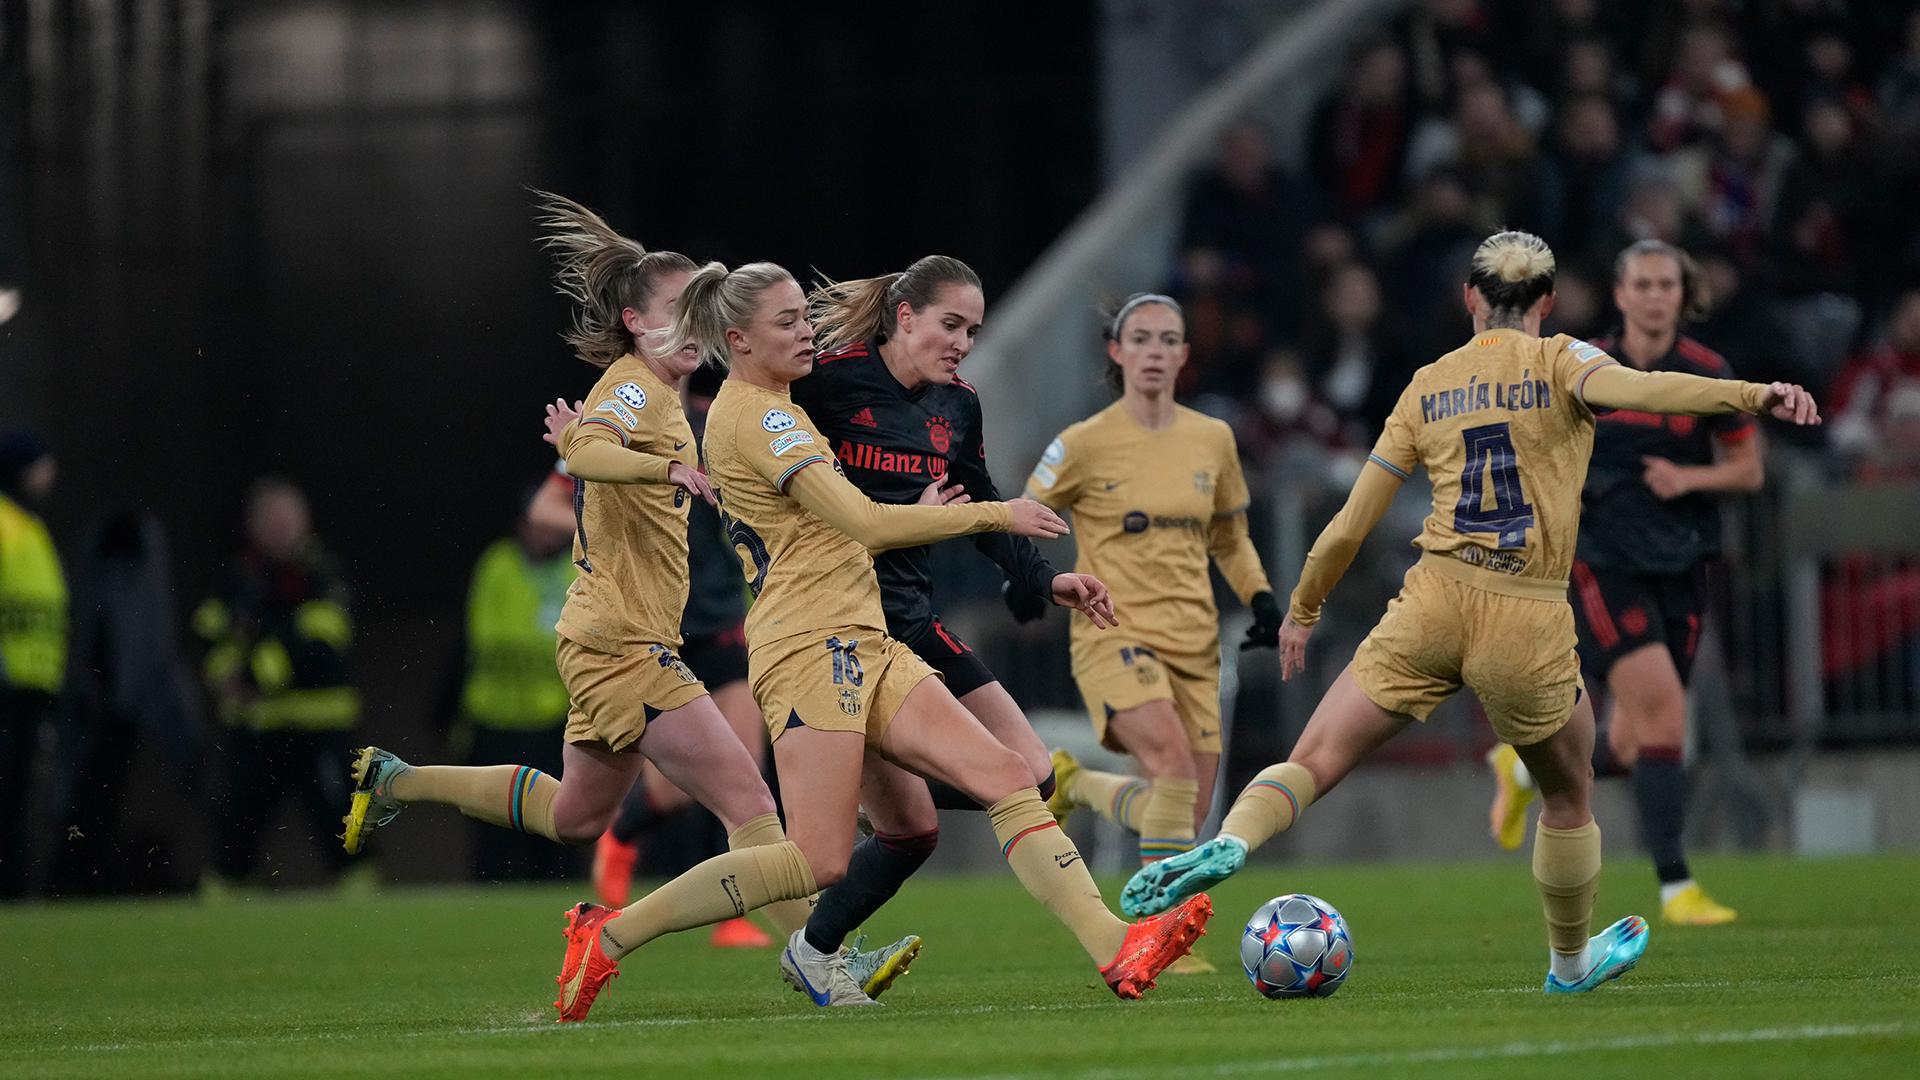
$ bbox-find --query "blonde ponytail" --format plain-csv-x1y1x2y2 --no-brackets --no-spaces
531,189,696,368
655,261,796,369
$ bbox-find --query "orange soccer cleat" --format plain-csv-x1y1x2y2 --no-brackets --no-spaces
709,916,774,948
554,902,622,1022
1100,893,1214,999
592,832,638,908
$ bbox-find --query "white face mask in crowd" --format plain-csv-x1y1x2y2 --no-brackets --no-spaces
1261,375,1309,423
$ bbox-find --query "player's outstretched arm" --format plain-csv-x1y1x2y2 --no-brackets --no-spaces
544,397,716,504
1579,365,1822,425
1282,461,1405,677
786,460,1063,550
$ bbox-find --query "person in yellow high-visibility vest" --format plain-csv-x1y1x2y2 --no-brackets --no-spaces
0,432,64,899
445,470,578,881
195,476,363,889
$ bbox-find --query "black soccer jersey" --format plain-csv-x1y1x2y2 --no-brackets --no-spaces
680,395,746,640
790,339,1058,640
1575,335,1757,574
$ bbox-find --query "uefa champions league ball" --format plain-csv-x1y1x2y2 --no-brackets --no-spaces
1240,894,1353,999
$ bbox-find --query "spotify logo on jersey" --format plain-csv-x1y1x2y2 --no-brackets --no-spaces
1122,511,1149,534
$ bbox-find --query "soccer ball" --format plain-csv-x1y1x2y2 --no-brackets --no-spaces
1240,893,1353,999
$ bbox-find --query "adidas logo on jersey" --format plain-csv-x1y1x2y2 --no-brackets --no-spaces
849,408,878,428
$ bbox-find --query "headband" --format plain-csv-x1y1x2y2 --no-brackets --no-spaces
1109,293,1181,340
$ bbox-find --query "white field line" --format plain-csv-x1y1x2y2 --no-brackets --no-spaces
919,1022,1910,1080
30,1000,1909,1064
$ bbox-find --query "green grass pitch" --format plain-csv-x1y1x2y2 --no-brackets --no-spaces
3,853,1915,1079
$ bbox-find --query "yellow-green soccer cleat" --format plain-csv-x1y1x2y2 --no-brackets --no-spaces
1662,883,1737,926
341,746,412,855
1486,743,1536,851
1047,748,1082,823
844,933,921,999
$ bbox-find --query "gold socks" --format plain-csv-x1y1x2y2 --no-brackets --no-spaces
727,813,816,937
1532,817,1602,956
988,788,1128,966
391,764,560,841
601,831,817,959
1069,767,1151,832
1136,777,1199,863
1217,762,1316,850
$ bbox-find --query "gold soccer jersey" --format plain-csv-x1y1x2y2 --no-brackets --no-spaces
1025,403,1270,657
702,381,891,646
1370,329,1613,595
702,379,1009,740
554,355,699,652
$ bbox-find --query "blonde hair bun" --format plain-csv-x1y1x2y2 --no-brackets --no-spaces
1473,231,1556,283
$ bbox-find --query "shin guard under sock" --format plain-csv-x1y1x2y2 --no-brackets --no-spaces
392,764,560,842
1071,767,1151,832
1532,818,1602,956
602,832,817,959
1631,749,1690,884
803,827,939,954
727,813,816,938
1136,777,1198,862
988,789,1127,966
1218,762,1316,850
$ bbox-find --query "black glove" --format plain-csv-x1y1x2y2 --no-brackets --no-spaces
1002,575,1050,624
1241,590,1282,650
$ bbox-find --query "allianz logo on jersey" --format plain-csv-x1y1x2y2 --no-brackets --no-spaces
835,440,948,478
1454,545,1529,575
1422,372,1552,423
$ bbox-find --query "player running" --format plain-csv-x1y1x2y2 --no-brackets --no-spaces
680,259,1212,1004
340,194,813,1022
1122,232,1819,994
1026,294,1281,867
1485,240,1752,926
777,256,1118,982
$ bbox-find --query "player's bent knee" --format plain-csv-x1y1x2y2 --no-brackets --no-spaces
806,851,851,890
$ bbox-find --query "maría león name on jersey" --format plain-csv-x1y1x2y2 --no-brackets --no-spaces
1422,372,1552,423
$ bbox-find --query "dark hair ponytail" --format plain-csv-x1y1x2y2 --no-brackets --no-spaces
810,255,981,351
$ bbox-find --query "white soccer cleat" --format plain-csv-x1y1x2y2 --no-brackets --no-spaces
780,929,879,1007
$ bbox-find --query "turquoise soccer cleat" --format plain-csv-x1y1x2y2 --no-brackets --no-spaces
1543,915,1649,993
1121,836,1246,918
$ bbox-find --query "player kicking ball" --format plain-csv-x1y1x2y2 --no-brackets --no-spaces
1122,231,1821,993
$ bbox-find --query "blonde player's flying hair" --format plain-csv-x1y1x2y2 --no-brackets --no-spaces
531,189,697,368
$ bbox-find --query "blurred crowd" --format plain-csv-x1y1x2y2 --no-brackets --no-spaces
0,434,628,899
1173,0,1920,488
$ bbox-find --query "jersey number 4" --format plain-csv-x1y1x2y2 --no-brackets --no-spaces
1453,422,1534,549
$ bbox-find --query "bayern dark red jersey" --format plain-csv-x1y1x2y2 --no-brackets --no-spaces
790,340,1057,640
1576,335,1756,574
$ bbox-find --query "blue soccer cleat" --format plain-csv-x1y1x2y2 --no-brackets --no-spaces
1121,836,1246,918
1543,915,1649,993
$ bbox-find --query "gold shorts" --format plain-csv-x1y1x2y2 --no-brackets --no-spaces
1070,634,1222,755
1350,564,1583,746
557,635,708,753
751,628,939,747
